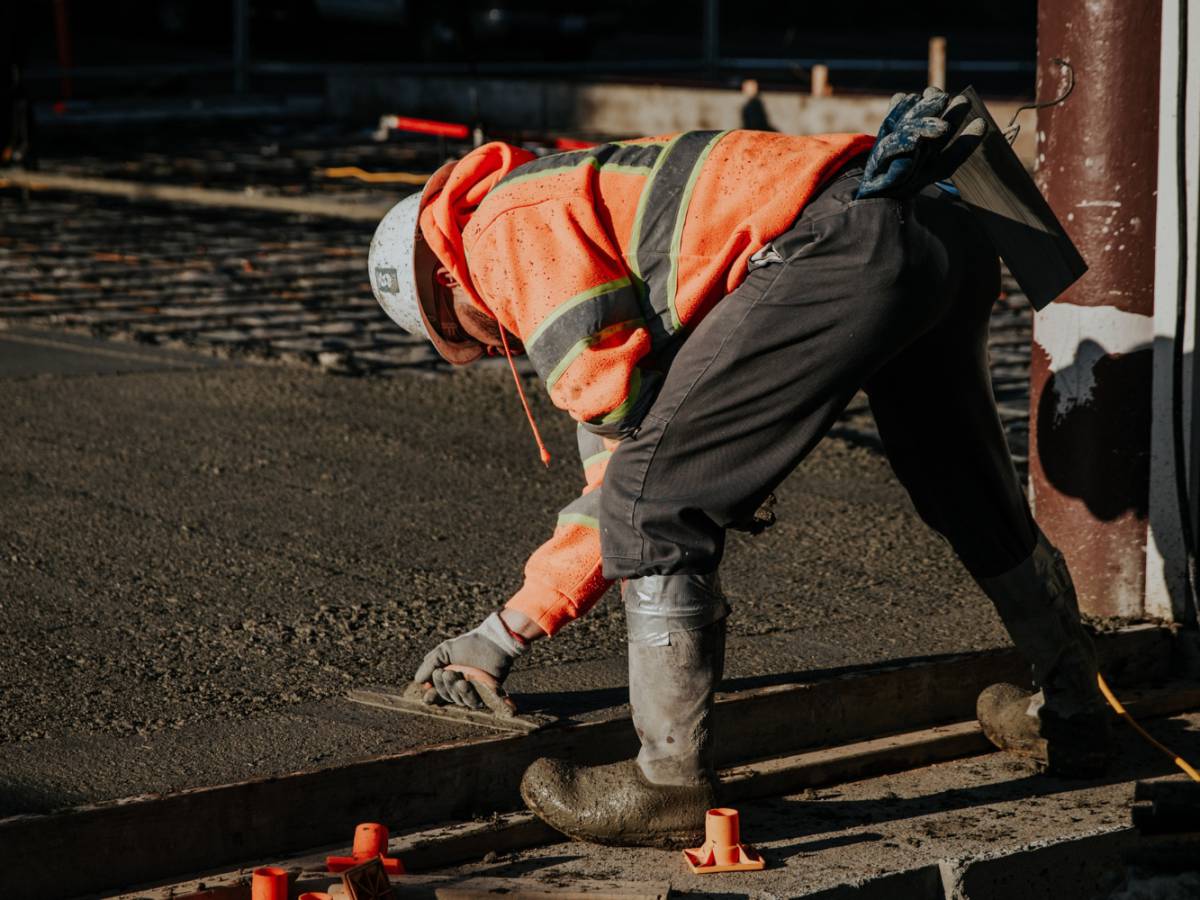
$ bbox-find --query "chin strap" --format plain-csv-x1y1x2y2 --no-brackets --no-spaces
495,322,552,467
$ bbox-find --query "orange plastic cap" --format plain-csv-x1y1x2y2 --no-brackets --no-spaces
298,894,332,900
682,808,765,874
251,866,288,900
326,822,405,875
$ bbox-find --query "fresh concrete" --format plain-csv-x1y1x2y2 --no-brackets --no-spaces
0,330,1016,815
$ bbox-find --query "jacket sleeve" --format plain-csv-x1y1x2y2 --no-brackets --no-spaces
504,425,618,636
466,199,654,433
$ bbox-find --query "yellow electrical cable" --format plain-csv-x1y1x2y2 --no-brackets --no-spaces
320,167,430,186
1097,673,1200,782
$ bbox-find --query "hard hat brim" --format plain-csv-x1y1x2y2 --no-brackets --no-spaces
413,161,485,366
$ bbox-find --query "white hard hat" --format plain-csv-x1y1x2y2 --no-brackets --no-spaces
367,161,483,365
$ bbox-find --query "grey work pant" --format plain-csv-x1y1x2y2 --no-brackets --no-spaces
599,169,1037,582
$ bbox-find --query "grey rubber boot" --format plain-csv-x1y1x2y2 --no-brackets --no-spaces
521,576,726,848
975,531,1113,777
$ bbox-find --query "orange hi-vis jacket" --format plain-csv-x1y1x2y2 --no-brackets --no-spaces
420,129,874,636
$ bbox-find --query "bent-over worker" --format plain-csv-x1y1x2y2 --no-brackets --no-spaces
367,89,1112,848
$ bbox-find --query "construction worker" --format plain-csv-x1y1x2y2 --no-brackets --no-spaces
368,88,1113,848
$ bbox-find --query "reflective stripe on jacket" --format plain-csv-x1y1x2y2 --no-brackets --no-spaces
419,129,874,635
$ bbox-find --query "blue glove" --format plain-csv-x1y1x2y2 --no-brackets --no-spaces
857,87,986,200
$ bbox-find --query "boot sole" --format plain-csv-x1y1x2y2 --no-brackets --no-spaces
521,787,704,850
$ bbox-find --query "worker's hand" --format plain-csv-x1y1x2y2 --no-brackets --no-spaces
413,612,528,709
856,86,986,200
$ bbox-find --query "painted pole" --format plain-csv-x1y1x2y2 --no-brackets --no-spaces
1030,0,1162,616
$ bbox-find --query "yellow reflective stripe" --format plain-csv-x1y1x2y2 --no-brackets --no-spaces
490,155,652,196
596,367,643,425
582,449,613,470
665,130,727,331
557,512,600,530
545,318,643,391
526,276,632,349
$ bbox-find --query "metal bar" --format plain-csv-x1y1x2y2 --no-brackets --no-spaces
21,57,1035,81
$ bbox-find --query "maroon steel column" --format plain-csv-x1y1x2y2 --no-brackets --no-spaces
1030,0,1161,616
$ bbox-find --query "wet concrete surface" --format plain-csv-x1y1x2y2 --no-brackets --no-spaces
0,332,1015,816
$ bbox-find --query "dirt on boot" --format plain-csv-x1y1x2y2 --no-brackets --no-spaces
976,682,1113,778
520,757,715,849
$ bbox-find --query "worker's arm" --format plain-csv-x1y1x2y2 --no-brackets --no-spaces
504,424,617,636
412,427,615,708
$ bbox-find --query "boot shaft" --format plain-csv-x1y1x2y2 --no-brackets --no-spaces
975,531,1104,717
623,573,727,787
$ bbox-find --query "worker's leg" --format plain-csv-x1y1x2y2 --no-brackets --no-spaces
863,192,1111,776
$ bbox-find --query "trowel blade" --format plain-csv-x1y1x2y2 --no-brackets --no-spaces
347,682,557,734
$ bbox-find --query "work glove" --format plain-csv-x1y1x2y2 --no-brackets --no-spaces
856,86,987,200
413,612,527,709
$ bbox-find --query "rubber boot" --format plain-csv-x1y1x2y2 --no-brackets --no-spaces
975,531,1113,777
521,616,725,849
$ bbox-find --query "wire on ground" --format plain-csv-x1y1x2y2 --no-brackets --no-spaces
1099,673,1200,782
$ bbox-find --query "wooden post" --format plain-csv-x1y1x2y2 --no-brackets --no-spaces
928,36,947,89
811,64,830,98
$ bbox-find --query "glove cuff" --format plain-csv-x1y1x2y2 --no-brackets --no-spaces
477,611,528,659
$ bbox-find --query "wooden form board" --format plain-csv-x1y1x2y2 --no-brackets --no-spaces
0,626,1170,899
0,168,394,222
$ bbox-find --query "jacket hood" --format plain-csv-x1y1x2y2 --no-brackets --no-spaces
418,141,537,314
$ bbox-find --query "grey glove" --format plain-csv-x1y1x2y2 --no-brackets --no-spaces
413,612,527,709
856,86,986,200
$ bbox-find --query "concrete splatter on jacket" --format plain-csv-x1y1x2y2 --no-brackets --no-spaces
420,129,873,635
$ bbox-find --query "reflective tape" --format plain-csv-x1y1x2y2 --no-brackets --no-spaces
492,143,664,195
629,130,730,343
526,277,644,387
623,572,730,646
557,489,602,530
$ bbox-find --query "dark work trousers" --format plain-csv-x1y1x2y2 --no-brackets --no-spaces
599,169,1037,582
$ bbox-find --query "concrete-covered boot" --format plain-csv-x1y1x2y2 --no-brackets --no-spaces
522,574,727,848
975,532,1113,777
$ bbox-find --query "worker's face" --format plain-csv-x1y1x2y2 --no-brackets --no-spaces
434,267,503,349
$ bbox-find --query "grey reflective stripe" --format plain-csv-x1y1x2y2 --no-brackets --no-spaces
526,278,644,388
629,130,730,342
576,424,607,466
557,489,601,530
494,143,664,194
623,572,729,645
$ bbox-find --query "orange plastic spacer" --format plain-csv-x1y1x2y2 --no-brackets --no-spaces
251,866,288,900
682,808,766,874
326,822,405,875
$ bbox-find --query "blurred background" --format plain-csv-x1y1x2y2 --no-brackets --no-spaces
3,1,1036,146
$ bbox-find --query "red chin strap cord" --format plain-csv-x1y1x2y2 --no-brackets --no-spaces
493,325,552,467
